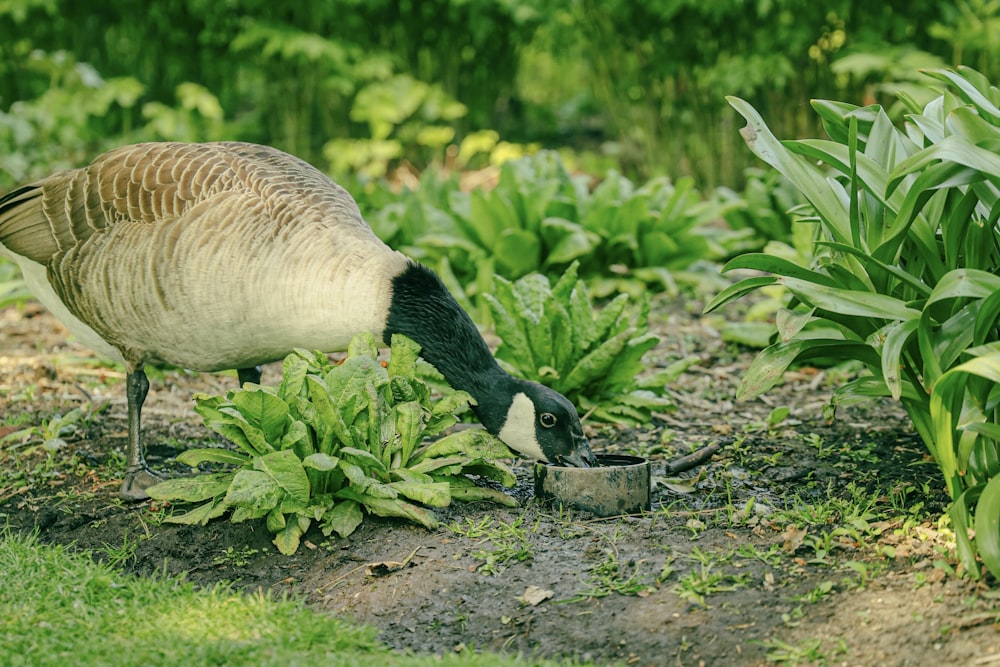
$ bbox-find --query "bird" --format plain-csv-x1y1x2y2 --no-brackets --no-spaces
0,141,595,500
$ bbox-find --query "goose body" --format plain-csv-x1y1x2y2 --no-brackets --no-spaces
0,142,594,499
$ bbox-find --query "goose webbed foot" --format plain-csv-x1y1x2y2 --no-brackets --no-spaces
119,464,163,502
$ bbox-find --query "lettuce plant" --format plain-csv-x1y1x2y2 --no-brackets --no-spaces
148,333,516,555
707,67,1000,579
485,262,690,425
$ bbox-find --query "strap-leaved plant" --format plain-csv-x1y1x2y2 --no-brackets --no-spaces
148,333,516,554
707,67,1000,580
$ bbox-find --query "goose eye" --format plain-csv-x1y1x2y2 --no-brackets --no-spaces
539,413,557,428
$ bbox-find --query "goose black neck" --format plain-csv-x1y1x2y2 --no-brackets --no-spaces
383,262,511,427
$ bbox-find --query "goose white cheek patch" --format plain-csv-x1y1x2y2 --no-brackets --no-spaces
498,392,546,462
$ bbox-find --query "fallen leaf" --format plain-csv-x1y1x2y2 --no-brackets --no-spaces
521,585,555,606
365,560,407,577
781,525,807,554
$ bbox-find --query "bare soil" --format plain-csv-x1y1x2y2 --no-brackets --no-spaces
1,296,999,667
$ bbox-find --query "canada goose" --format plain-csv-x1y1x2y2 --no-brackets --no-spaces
0,141,595,500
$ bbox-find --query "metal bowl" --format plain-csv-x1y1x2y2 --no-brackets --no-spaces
533,454,650,517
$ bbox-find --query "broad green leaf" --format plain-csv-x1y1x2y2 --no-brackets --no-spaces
163,497,227,526
323,500,363,538
417,428,513,461
340,446,390,477
444,476,518,506
230,388,290,445
358,496,439,530
394,401,425,466
147,471,235,503
389,480,451,507
560,328,631,395
303,452,340,471
278,351,311,400
339,460,397,498
175,448,249,467
254,449,311,505
273,514,310,555
387,332,420,379
223,469,283,513
460,459,517,487
495,228,541,278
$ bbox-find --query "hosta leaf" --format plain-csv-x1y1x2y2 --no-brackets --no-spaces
323,500,363,538
175,448,249,467
163,497,227,526
147,471,235,503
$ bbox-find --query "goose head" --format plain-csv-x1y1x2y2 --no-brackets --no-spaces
483,377,595,468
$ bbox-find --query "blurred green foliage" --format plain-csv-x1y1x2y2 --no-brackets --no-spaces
3,0,999,187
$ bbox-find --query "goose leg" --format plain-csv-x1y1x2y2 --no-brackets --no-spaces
119,365,161,501
237,366,262,387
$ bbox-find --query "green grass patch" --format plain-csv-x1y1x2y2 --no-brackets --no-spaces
0,531,585,667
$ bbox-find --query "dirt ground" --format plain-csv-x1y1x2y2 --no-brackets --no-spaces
2,295,999,667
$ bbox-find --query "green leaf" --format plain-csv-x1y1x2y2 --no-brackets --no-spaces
778,277,920,321
388,480,451,507
146,472,235,503
728,96,852,244
418,428,514,461
495,228,541,278
273,514,311,555
302,452,340,471
927,269,1000,306
323,500,363,538
230,388,290,444
223,469,283,513
254,449,311,505
175,448,249,467
976,474,1000,579
163,497,228,526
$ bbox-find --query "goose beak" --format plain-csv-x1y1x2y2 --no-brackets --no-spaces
557,435,596,468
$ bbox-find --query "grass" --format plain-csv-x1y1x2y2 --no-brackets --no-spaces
0,531,588,667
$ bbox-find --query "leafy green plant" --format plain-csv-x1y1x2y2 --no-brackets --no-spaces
707,66,1000,580
484,262,689,424
148,333,517,555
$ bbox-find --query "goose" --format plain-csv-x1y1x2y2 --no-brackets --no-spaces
0,141,595,500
